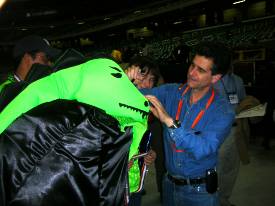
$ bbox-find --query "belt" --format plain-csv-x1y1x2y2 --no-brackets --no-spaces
167,174,205,185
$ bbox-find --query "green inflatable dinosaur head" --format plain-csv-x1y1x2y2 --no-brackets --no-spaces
0,58,149,158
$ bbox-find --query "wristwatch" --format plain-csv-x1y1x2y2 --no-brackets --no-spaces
169,119,181,129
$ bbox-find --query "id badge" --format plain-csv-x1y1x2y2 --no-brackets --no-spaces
228,93,239,104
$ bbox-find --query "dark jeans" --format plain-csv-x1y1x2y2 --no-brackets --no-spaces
128,192,142,206
162,174,219,206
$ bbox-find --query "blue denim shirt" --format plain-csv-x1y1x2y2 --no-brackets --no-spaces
214,73,246,110
141,83,235,179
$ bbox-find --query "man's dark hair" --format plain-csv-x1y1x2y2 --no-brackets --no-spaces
128,56,160,86
195,41,231,76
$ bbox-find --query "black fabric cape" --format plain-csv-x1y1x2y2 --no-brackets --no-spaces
0,100,132,206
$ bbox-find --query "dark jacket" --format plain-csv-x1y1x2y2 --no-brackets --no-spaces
0,100,131,206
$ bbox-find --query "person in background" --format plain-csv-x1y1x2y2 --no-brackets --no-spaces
126,56,160,206
0,35,61,92
111,49,123,64
126,41,235,206
214,65,247,206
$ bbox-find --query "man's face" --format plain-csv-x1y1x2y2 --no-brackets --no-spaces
134,71,156,89
187,54,220,90
33,52,51,66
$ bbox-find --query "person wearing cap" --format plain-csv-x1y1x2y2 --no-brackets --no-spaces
0,35,61,109
12,35,61,81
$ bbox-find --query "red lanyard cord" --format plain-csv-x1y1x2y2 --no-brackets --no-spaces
191,89,214,128
175,85,190,120
175,85,215,129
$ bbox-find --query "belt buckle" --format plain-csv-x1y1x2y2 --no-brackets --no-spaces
168,174,187,185
186,178,190,185
192,178,200,186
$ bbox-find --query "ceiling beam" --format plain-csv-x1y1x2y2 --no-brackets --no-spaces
51,0,207,39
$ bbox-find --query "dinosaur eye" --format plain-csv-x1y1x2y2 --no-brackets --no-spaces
111,73,122,78
144,101,149,107
109,66,122,78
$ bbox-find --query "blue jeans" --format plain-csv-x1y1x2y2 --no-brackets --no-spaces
162,174,220,206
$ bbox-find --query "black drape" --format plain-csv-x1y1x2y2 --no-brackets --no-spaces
0,100,132,206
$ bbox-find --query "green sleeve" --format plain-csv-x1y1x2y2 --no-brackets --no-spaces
0,65,82,134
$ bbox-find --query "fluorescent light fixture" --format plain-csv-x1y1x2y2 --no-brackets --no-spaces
233,0,246,5
173,21,183,25
134,10,142,14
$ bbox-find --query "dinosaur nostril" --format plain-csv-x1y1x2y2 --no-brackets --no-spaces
144,101,149,107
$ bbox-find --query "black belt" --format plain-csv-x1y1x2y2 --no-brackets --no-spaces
167,174,205,185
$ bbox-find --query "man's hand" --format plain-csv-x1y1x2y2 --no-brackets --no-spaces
128,149,156,169
145,95,174,127
144,149,156,166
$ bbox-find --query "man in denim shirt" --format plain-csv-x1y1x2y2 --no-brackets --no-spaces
126,41,235,206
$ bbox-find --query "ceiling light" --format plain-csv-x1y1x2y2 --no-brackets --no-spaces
173,21,183,25
134,10,142,14
77,21,85,25
26,10,57,17
233,0,245,5
0,0,7,9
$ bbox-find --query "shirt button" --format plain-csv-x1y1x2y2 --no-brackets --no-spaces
177,163,182,167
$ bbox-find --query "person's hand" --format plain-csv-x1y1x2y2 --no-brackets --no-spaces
125,65,146,84
144,149,156,166
145,95,174,127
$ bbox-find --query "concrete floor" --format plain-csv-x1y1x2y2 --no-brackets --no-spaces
141,137,275,206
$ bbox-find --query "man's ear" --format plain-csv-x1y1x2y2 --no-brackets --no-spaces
211,74,222,84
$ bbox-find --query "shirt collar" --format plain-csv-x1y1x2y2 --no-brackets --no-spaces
185,86,214,110
13,74,21,82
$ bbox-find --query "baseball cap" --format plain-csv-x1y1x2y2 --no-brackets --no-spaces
13,35,61,60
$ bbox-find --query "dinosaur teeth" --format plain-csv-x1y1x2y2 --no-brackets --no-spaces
119,103,149,119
